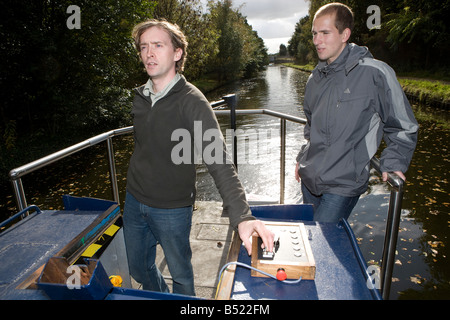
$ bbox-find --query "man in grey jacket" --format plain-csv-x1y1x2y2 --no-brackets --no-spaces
295,3,418,222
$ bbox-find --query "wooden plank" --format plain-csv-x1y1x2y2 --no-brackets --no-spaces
215,231,241,300
39,257,91,286
58,205,120,264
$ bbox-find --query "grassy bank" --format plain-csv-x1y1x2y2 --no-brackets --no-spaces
192,78,221,94
282,63,450,108
398,78,450,107
283,63,315,73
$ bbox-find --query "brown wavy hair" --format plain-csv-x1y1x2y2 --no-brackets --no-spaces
132,19,188,73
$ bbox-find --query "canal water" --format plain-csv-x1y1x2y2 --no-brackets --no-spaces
1,65,449,299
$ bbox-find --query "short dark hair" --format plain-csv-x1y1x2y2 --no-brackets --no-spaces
132,19,188,73
314,2,354,33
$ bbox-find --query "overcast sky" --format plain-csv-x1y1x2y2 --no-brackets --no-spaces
202,0,310,54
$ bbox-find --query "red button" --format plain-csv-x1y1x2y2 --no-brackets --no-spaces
276,268,287,281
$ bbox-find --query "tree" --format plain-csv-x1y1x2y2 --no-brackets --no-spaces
207,0,268,82
279,44,287,56
236,20,268,78
288,15,314,64
208,0,244,81
384,0,450,70
244,30,269,77
0,0,156,147
152,0,219,80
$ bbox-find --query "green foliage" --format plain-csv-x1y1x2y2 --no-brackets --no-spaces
0,0,268,182
0,0,155,145
399,79,450,106
288,15,313,64
279,44,287,56
0,0,268,154
2,120,16,150
207,0,268,82
152,0,219,80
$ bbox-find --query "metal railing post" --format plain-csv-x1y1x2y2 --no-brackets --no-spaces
279,119,286,204
213,107,307,205
380,177,404,300
223,94,238,170
11,178,27,212
370,158,404,300
8,127,134,218
106,137,120,204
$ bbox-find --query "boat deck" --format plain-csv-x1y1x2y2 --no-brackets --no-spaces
0,197,380,300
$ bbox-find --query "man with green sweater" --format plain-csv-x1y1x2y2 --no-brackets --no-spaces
123,19,274,296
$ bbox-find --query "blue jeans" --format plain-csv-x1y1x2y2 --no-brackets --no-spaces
301,182,360,223
122,191,195,296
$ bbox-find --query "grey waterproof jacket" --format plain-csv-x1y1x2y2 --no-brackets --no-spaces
296,43,418,197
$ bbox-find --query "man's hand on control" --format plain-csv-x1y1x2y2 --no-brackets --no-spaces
238,220,275,256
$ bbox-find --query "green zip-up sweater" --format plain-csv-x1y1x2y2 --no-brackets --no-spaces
126,75,254,229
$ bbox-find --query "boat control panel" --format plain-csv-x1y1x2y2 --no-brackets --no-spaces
251,222,316,280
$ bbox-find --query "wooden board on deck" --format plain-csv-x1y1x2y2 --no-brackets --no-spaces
251,222,315,280
215,231,241,300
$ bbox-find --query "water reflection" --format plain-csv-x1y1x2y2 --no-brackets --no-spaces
199,66,309,204
394,114,450,299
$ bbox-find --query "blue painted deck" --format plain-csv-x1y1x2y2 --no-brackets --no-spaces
0,196,119,299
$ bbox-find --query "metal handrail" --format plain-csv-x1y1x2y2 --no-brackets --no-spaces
9,126,133,212
8,94,403,299
214,107,307,204
370,157,404,300
0,205,42,230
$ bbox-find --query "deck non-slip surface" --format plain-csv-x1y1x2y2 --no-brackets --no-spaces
0,209,106,299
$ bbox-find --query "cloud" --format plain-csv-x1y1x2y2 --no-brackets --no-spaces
234,0,308,20
264,37,291,53
247,15,302,39
200,0,309,54
233,0,309,53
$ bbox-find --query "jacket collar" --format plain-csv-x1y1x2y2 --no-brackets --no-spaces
135,74,187,98
315,43,372,78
